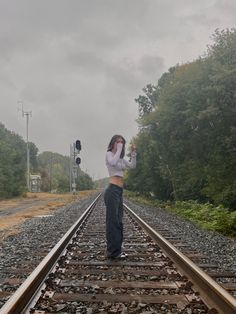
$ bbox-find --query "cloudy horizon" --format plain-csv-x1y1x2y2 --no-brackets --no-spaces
0,0,235,179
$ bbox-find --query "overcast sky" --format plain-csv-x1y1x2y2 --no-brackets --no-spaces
0,1,235,179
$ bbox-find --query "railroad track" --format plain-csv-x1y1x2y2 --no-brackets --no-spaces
0,194,236,313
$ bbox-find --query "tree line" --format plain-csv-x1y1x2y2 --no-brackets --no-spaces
126,29,236,210
0,123,93,198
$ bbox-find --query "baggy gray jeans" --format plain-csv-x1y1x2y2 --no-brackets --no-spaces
104,184,123,258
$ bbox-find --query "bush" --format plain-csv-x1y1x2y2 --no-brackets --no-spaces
125,192,236,237
169,200,236,236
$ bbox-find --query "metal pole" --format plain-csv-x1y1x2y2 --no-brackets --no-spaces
72,143,76,193
26,113,30,191
18,102,32,192
49,153,53,193
69,144,72,192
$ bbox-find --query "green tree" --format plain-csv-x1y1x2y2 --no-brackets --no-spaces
38,152,70,192
38,151,94,192
135,84,159,118
0,123,27,197
127,28,236,209
76,171,94,191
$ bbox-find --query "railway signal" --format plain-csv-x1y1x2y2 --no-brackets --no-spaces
70,139,82,193
75,140,81,151
75,139,81,165
75,156,81,165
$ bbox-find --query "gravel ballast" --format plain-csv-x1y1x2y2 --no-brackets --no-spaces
0,193,235,309
124,198,236,274
0,194,236,276
0,194,99,278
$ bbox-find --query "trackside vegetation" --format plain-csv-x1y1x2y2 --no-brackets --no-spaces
0,123,26,197
125,191,236,237
169,201,236,236
0,123,94,197
126,29,236,212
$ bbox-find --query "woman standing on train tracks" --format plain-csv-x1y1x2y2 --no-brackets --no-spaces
104,134,137,259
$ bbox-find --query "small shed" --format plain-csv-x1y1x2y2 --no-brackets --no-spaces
30,174,41,192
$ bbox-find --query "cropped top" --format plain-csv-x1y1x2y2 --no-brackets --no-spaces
105,144,136,177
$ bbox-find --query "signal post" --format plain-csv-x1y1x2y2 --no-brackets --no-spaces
70,140,81,193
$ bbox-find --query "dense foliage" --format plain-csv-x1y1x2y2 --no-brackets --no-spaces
126,29,236,210
0,123,27,197
94,177,109,189
168,201,236,236
125,191,236,237
38,151,94,192
76,171,94,191
38,152,71,192
0,123,94,197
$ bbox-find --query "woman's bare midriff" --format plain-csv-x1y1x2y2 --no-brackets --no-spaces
109,176,124,187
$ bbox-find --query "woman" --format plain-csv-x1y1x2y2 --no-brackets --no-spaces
104,134,137,259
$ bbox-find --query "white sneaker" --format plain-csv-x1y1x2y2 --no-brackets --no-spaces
107,252,128,260
115,252,128,259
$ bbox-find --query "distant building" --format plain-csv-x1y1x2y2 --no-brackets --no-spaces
30,174,41,192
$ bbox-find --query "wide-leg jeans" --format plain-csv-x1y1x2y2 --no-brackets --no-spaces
104,184,123,258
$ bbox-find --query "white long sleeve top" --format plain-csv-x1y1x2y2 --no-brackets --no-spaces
105,143,136,177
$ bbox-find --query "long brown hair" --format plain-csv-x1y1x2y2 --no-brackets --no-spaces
107,134,126,158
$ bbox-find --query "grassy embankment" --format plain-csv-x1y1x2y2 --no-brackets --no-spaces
125,191,236,237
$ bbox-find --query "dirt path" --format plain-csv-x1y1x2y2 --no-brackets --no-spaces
0,191,95,242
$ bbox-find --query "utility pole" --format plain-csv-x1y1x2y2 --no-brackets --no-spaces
18,101,32,191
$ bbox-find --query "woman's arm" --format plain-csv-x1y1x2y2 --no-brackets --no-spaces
123,151,137,169
106,143,123,166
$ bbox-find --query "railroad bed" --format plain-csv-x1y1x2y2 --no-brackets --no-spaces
1,194,236,314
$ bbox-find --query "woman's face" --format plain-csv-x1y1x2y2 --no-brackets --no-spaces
113,137,124,150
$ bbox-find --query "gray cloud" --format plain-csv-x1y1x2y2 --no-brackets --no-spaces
0,0,235,179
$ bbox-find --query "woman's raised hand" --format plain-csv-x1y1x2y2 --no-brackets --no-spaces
116,142,123,150
131,144,136,152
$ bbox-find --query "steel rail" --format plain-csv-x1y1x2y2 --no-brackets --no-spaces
124,203,236,314
0,193,101,314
